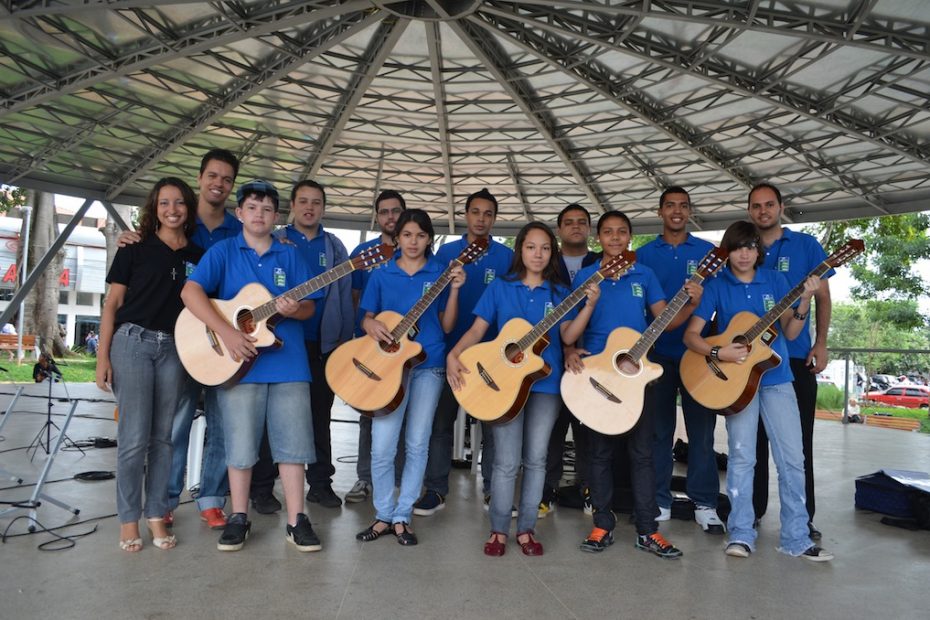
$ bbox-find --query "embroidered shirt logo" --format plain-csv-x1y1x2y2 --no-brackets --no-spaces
687,260,698,276
319,252,327,267
631,282,644,298
484,268,496,284
273,267,286,288
763,293,775,311
543,301,555,317
777,256,790,272
422,281,433,295
184,261,195,277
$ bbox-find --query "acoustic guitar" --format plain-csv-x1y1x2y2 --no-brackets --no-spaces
680,239,864,415
175,243,394,387
455,251,635,425
326,239,488,417
562,247,728,435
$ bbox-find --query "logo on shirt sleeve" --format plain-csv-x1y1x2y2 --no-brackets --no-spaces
184,261,195,277
484,268,496,284
631,282,644,298
273,267,287,288
777,256,790,272
319,252,327,267
763,293,775,311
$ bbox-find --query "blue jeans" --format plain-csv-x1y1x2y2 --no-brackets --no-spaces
489,393,560,535
111,324,184,522
217,382,316,468
423,382,495,496
725,382,813,555
651,354,719,508
371,367,444,524
168,379,228,511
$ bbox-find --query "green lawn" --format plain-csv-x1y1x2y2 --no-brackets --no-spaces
0,354,98,384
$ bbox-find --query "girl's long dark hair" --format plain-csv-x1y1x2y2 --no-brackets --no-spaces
138,177,197,240
505,222,566,289
393,208,434,256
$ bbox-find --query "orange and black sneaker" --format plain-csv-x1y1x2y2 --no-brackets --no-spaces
635,532,683,559
580,527,614,553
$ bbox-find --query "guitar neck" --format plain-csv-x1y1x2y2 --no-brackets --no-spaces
252,259,356,322
390,262,458,341
744,261,832,342
515,271,605,351
627,271,705,362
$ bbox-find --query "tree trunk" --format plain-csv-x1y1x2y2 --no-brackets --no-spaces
22,191,72,357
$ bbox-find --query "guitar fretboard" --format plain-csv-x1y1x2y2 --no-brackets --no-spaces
389,262,459,341
251,260,357,323
627,271,704,362
743,261,832,342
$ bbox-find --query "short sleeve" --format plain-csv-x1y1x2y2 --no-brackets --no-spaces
359,269,383,315
105,246,135,286
694,277,719,322
188,243,225,295
472,279,499,324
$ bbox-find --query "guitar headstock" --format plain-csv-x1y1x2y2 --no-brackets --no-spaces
456,237,490,266
599,250,636,278
350,243,395,270
826,239,865,269
694,247,729,279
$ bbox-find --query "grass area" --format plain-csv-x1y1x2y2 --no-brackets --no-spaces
817,383,930,433
0,354,98,384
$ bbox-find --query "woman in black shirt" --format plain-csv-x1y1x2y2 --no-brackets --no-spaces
96,177,203,552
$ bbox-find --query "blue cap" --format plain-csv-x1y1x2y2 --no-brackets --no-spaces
236,179,279,210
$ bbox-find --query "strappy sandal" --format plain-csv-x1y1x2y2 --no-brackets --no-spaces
394,522,418,546
119,537,143,552
146,518,177,550
484,532,507,556
356,520,390,542
516,531,543,556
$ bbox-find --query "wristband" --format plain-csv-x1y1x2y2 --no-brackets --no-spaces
793,310,808,321
710,346,721,362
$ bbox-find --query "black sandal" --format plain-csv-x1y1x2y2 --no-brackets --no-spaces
356,520,390,542
394,522,418,546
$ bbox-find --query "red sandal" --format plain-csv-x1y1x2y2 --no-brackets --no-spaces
484,532,507,557
516,531,543,556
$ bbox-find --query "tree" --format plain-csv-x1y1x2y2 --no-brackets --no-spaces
0,184,28,214
829,300,929,377
811,213,930,301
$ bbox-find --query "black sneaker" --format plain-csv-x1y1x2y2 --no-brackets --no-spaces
251,493,282,515
306,485,343,508
635,532,683,559
801,545,834,562
286,513,322,552
808,522,822,541
580,527,614,553
217,512,251,552
413,490,446,516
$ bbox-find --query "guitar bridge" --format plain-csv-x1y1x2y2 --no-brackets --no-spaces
589,377,621,403
352,358,382,381
705,356,728,380
206,327,223,356
476,362,500,392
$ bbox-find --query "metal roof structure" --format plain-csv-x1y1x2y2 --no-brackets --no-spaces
1,0,929,236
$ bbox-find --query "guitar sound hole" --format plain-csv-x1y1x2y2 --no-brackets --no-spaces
237,310,255,334
733,334,751,352
614,353,640,376
504,343,523,364
379,340,400,354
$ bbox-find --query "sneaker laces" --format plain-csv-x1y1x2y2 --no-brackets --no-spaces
587,527,610,543
647,532,674,550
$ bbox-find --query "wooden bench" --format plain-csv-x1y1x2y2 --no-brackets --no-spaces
0,334,36,353
865,414,921,432
815,410,844,422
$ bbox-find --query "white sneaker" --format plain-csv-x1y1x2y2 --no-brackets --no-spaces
656,506,671,522
694,506,726,534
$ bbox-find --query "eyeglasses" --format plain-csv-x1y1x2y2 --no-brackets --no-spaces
377,207,403,216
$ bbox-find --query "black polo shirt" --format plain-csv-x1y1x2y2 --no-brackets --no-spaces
106,236,204,332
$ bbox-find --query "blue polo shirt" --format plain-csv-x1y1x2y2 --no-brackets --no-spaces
192,210,242,250
435,236,513,348
472,277,573,395
760,228,832,359
350,236,392,336
694,267,795,386
283,224,328,342
189,233,321,384
359,257,450,369
572,262,665,356
637,234,716,360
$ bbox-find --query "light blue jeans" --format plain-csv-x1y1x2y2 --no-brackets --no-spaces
489,393,560,535
725,382,813,555
216,382,316,468
168,380,228,511
371,367,444,525
111,323,184,523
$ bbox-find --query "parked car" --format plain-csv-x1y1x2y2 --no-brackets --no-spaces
864,385,930,409
869,374,895,391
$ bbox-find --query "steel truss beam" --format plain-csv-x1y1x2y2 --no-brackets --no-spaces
0,0,371,119
425,21,456,234
506,152,534,222
105,9,380,200
299,16,408,181
448,19,609,215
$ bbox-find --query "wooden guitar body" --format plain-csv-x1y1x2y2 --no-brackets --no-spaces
454,318,551,424
561,327,664,436
325,310,426,416
679,311,781,415
175,283,280,387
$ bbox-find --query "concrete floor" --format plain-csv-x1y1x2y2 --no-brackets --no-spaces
1,381,929,620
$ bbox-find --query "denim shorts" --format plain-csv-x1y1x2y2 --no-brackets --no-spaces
216,381,315,469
